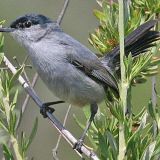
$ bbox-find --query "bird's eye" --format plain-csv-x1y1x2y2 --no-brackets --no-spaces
24,21,32,28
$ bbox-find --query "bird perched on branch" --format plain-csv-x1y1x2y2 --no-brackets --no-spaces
0,14,159,152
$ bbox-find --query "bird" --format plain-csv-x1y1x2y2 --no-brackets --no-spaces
0,13,159,151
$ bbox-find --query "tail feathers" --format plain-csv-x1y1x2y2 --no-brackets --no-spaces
102,20,160,68
124,20,158,46
126,31,160,57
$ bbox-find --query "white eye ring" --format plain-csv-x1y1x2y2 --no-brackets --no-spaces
24,21,32,28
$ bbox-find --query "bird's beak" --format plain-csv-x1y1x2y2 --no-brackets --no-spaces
0,27,15,32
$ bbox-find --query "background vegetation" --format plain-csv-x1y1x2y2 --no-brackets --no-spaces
78,0,160,159
0,0,160,159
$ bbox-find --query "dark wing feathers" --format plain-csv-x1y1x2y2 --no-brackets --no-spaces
67,54,118,92
91,69,118,91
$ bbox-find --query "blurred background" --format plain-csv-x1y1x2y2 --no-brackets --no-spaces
0,0,159,159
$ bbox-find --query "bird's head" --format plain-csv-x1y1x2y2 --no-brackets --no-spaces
0,13,58,45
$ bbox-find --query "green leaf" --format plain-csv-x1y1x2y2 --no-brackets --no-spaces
20,131,26,155
141,141,156,160
137,111,148,131
2,144,14,160
10,89,19,110
25,117,38,150
0,20,5,25
93,9,106,21
0,118,9,132
0,37,4,51
106,130,118,156
133,106,146,120
9,111,17,135
147,100,156,120
15,109,22,130
9,65,24,90
0,52,4,64
98,132,108,158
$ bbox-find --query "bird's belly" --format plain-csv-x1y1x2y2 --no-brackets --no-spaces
36,63,105,107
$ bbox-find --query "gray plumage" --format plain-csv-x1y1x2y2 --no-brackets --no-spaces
2,14,160,107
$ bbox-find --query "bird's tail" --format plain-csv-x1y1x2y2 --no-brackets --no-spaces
101,20,160,68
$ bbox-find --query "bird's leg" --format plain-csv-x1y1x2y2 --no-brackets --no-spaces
73,103,98,153
40,101,65,118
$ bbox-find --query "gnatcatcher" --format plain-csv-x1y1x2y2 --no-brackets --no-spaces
0,14,159,151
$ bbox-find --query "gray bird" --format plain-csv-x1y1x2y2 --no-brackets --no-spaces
0,14,159,151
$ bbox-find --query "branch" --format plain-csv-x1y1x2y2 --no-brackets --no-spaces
52,105,72,160
10,135,23,160
21,73,39,113
3,55,99,160
118,0,127,159
57,0,70,25
151,13,160,108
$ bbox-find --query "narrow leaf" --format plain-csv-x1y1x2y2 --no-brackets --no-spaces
141,141,156,160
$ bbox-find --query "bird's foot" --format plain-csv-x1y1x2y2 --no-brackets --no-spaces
40,101,64,118
40,103,55,118
73,139,83,154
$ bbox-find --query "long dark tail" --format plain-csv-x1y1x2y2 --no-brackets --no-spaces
101,20,160,69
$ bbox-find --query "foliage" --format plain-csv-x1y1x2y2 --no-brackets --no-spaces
89,0,160,85
88,0,160,54
76,0,160,159
0,21,38,160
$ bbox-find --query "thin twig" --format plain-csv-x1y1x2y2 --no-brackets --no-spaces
52,105,72,160
13,55,37,114
3,55,99,160
152,13,160,107
152,13,160,138
152,77,157,107
118,0,127,159
0,65,32,70
22,73,39,113
57,0,70,25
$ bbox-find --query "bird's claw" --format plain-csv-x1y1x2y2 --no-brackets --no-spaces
73,139,83,154
40,103,55,118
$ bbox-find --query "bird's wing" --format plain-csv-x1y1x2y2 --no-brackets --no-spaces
66,52,118,92
56,32,118,92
